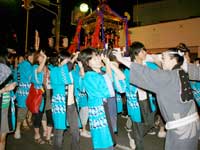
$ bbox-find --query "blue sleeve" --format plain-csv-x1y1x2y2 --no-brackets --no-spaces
13,68,18,83
18,61,33,82
83,72,113,99
50,65,73,87
59,64,73,85
112,71,126,93
124,68,130,92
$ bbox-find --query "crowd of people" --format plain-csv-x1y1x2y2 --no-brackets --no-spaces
0,41,200,150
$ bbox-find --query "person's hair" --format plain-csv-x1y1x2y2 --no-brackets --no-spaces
129,41,146,61
166,48,184,68
59,49,71,62
78,47,98,72
48,51,59,66
25,48,35,59
177,43,190,53
194,58,200,63
102,48,117,62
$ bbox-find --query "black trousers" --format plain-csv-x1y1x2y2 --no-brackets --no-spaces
131,100,155,150
53,104,80,150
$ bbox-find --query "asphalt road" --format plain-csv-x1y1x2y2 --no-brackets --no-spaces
6,115,200,150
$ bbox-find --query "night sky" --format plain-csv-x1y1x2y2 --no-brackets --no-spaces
0,0,161,54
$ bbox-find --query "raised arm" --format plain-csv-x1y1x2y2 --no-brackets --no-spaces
37,51,47,73
112,50,131,69
129,62,173,93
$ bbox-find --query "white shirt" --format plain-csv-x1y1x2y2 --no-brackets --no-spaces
137,88,147,101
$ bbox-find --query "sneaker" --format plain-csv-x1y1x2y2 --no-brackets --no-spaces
157,131,166,138
80,130,91,138
14,131,21,139
124,126,132,132
147,129,156,135
128,133,136,149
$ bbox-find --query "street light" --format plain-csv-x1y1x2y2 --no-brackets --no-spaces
80,3,89,13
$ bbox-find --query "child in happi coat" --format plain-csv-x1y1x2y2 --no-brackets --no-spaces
72,64,91,138
50,50,79,150
123,42,159,150
78,47,125,149
14,50,34,139
31,50,47,144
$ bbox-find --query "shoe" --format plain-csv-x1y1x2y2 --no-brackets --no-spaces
14,131,21,139
80,130,91,138
157,131,166,138
128,133,136,149
35,137,45,144
124,126,132,132
45,139,53,145
147,129,156,135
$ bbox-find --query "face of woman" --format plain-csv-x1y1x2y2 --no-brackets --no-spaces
184,52,190,63
38,54,44,64
137,49,147,61
19,56,24,63
161,52,176,70
88,52,102,71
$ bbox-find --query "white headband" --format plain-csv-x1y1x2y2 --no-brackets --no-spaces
168,50,184,56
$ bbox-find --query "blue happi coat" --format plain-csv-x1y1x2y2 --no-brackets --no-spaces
101,67,126,113
72,65,88,109
112,71,126,113
124,62,158,123
50,64,73,130
16,60,32,108
101,67,126,132
190,81,200,107
81,71,115,149
31,65,45,112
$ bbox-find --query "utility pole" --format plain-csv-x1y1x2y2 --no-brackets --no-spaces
23,0,33,53
25,9,29,53
23,0,62,52
55,0,61,52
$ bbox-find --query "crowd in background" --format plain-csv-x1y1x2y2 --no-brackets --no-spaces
0,40,200,150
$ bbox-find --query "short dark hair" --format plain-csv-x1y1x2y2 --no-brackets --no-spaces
129,41,146,61
59,49,71,62
78,47,98,72
177,43,190,53
25,48,35,59
194,58,200,64
48,51,59,66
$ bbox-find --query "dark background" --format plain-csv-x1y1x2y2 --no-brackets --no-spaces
0,0,161,54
